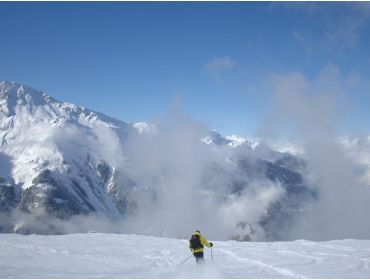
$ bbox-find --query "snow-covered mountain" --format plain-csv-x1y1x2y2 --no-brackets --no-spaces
0,81,369,241
0,81,140,231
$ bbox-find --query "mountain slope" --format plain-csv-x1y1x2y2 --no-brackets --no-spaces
0,81,137,230
0,233,369,278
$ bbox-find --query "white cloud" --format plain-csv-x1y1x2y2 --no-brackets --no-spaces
259,66,370,240
204,56,237,73
204,56,237,83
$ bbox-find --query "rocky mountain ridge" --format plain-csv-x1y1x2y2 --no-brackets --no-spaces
1,81,367,239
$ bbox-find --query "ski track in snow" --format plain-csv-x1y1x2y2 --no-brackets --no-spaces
0,233,370,278
217,248,307,278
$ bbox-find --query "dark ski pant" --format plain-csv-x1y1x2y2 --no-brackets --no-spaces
193,252,205,264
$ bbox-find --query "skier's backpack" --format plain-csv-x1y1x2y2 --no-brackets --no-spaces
189,234,203,250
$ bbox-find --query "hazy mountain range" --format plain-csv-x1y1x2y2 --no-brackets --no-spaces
1,81,369,241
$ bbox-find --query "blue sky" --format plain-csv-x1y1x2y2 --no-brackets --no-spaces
1,2,370,137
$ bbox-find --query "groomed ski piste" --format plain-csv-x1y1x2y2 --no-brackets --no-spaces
1,233,370,278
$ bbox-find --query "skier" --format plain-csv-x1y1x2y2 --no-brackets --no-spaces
189,230,213,264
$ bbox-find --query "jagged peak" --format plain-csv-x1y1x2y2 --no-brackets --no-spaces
1,80,41,94
132,122,158,134
0,80,56,106
0,81,132,132
205,130,229,145
0,80,20,89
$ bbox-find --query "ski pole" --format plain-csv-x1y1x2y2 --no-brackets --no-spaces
178,254,193,266
211,247,214,263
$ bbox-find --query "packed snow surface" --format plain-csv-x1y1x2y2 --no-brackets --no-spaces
0,233,369,278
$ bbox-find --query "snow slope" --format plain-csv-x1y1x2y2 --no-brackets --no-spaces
0,233,369,278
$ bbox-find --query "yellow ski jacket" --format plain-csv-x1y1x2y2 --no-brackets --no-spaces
189,232,212,253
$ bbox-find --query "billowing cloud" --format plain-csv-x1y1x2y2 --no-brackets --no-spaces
261,65,370,241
